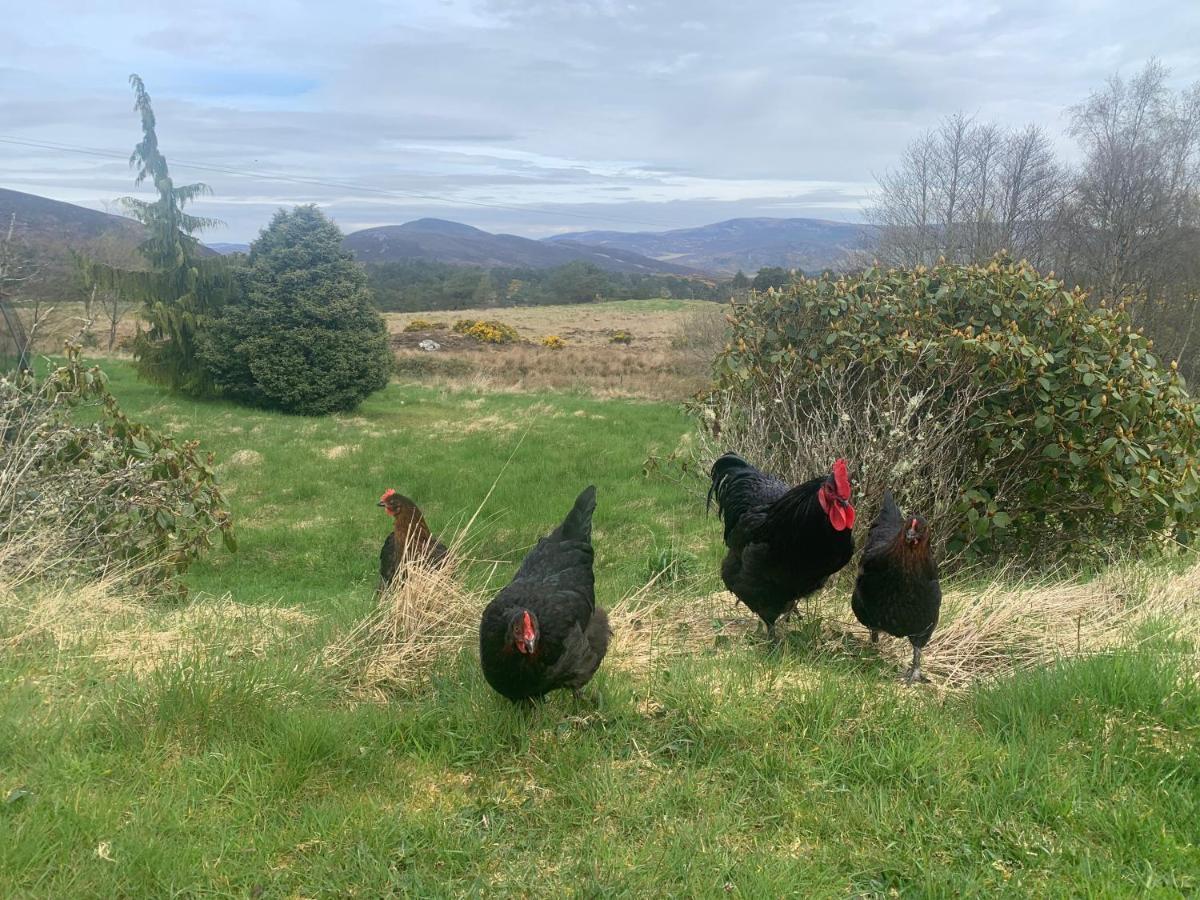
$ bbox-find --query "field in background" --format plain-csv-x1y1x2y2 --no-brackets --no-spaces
2,361,1198,895
14,297,728,400
388,298,724,399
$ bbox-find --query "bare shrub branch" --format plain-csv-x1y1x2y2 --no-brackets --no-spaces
695,348,1017,569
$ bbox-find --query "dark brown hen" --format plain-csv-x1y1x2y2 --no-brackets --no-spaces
479,486,610,703
851,490,941,683
709,453,856,638
377,489,449,591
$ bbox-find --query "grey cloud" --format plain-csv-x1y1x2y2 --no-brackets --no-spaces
2,0,1197,241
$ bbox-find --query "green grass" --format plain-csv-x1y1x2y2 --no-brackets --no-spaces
1,361,1198,896
88,360,722,611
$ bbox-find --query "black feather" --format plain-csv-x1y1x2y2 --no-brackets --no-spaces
479,486,610,701
851,493,941,652
708,453,854,631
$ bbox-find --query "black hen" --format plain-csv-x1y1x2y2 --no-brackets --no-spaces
479,486,610,702
851,491,941,683
708,453,856,637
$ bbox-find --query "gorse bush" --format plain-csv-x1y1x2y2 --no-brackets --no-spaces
452,319,520,344
541,334,566,349
0,346,234,588
706,257,1200,566
201,206,392,415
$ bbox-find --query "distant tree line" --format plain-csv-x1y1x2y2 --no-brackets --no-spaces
868,60,1200,383
364,258,730,311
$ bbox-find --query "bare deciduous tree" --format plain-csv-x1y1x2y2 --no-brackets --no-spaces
869,116,1066,269
81,224,140,351
0,214,60,352
1058,61,1200,378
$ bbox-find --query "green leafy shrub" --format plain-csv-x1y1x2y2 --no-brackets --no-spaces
609,330,633,345
706,257,1200,565
200,206,392,415
0,346,234,589
452,319,519,344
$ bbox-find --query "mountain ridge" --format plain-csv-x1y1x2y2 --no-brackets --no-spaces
343,218,702,275
545,216,869,274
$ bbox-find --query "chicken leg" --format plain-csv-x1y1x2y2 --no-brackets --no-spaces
903,642,930,684
572,687,604,710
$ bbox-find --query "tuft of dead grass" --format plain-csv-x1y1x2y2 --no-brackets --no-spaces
327,555,486,698
1,575,314,676
789,558,1200,691
225,449,264,467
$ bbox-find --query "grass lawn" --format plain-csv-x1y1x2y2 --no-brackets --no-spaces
1,361,1197,896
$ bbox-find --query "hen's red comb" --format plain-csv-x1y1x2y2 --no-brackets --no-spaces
379,488,396,503
520,610,536,641
832,459,851,499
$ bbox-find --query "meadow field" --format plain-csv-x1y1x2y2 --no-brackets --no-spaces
2,341,1199,895
388,298,725,400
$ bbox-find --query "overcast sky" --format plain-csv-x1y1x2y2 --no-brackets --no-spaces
2,0,1197,241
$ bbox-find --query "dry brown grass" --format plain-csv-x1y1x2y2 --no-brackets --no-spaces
1,575,314,677
395,344,709,400
389,300,725,400
386,301,714,350
327,552,488,699
771,558,1200,692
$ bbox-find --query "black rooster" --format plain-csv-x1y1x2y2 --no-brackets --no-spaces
377,489,449,591
851,491,941,683
479,486,610,703
708,453,856,638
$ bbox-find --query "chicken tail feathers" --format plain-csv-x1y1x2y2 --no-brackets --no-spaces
709,451,783,541
863,489,905,557
554,485,597,544
707,452,751,511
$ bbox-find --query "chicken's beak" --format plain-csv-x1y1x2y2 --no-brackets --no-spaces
377,500,387,508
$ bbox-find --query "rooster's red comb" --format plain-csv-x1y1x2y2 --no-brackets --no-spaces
379,488,397,503
832,459,851,500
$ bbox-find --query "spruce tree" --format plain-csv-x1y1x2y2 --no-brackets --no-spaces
201,205,392,415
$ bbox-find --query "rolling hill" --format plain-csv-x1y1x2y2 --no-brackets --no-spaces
343,218,702,275
206,242,250,255
0,187,219,299
546,217,870,275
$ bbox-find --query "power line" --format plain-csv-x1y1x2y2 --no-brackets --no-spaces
0,134,675,231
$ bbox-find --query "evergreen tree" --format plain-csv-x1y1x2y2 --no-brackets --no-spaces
201,205,391,415
83,75,233,394
751,266,791,292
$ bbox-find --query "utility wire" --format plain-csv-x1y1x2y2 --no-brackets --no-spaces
0,134,675,231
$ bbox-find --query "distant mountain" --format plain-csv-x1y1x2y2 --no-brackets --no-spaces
546,217,870,275
0,187,144,246
0,187,221,299
206,242,250,255
344,218,703,275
